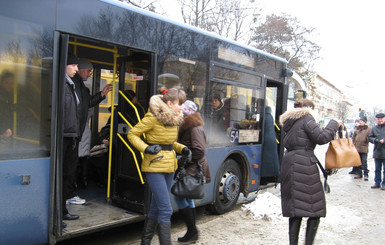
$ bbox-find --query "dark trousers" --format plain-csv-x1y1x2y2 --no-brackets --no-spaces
63,137,79,215
374,158,385,186
357,153,369,176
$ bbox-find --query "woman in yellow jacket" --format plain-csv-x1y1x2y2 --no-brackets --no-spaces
127,88,191,245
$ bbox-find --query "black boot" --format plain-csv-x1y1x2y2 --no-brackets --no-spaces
158,222,171,245
178,207,199,242
305,217,320,245
141,217,158,245
289,217,302,245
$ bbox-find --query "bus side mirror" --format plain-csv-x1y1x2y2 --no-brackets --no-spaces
282,68,293,78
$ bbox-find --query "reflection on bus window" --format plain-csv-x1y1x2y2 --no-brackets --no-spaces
159,51,207,112
0,60,51,159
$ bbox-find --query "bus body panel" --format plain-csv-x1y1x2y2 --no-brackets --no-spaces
0,158,50,245
170,144,261,210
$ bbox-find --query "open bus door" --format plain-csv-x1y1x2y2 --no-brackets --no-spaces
260,80,286,184
109,52,153,214
55,36,157,242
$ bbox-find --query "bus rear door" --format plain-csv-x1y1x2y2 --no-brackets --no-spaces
110,51,154,214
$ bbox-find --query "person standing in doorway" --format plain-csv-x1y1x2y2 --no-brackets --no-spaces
69,58,111,199
353,116,371,181
127,88,192,245
279,99,341,245
62,54,81,223
368,113,385,190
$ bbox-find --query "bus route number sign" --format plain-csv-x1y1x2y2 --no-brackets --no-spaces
230,129,259,143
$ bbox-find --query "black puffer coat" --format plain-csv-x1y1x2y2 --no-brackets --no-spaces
279,108,339,217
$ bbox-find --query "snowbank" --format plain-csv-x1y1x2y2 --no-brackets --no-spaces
242,191,282,219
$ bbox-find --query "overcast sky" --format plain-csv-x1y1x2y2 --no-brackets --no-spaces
160,0,384,108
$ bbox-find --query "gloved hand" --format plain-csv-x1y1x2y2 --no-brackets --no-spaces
145,145,161,155
182,147,192,163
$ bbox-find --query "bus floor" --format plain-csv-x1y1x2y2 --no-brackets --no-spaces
61,182,144,238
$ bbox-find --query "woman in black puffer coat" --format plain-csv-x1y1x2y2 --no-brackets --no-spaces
279,99,341,245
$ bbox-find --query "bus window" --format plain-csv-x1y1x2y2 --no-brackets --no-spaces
158,23,209,108
208,82,264,146
0,18,51,160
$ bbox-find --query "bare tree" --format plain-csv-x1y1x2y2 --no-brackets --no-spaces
119,0,157,12
177,0,254,41
249,14,320,86
336,101,351,122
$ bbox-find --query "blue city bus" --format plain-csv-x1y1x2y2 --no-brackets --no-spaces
0,0,291,244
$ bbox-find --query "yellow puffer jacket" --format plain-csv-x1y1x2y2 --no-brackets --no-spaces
127,95,186,173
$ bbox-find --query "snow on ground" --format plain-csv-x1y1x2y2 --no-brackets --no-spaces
242,191,282,220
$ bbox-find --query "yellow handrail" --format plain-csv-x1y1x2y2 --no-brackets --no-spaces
274,121,280,144
117,111,144,159
117,133,145,184
106,50,119,198
119,90,142,123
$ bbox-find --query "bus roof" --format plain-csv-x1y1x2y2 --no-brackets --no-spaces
101,0,288,64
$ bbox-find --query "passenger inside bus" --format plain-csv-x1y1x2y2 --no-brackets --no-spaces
260,106,280,184
87,90,143,187
74,59,112,191
0,70,14,147
210,93,225,131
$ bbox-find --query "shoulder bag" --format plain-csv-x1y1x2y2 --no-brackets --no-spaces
325,125,361,169
171,161,205,199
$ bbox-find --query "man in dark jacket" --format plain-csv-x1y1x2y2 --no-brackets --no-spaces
73,58,112,138
68,58,111,204
368,113,385,189
353,116,371,180
62,54,81,222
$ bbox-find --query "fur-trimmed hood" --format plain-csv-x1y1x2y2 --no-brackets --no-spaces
179,113,204,135
279,107,314,132
149,94,184,126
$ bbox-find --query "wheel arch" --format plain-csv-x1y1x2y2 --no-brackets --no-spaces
226,150,250,197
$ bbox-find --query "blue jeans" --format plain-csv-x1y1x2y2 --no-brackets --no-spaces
374,159,385,186
175,196,195,210
145,172,174,223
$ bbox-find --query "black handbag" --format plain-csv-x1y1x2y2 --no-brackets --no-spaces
315,156,338,194
171,161,205,199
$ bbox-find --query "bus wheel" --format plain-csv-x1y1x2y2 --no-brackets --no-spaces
208,159,241,214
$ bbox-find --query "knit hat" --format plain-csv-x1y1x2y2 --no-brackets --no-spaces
78,58,92,69
182,100,198,116
360,116,367,123
67,54,78,65
354,119,360,123
376,113,385,118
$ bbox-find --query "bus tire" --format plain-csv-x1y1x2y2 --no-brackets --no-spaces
208,159,241,214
